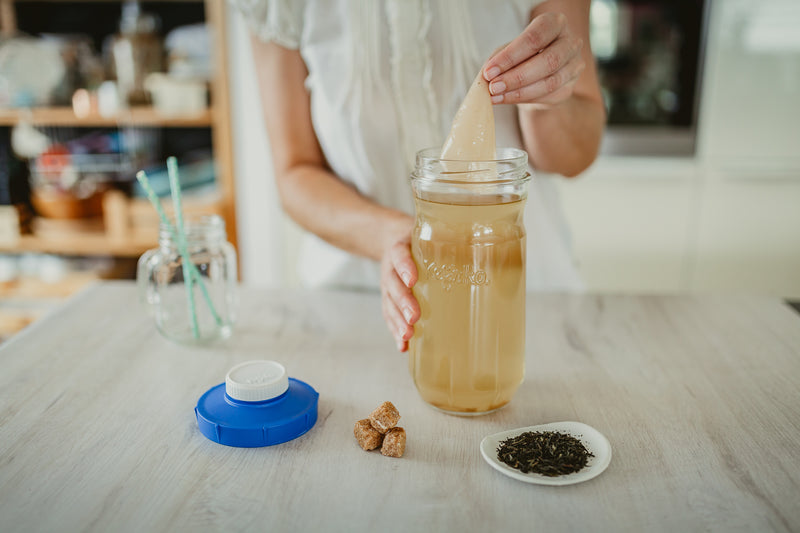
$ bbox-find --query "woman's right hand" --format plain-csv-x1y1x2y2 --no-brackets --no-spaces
380,233,420,352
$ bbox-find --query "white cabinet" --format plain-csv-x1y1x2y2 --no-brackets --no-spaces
561,0,800,298
558,159,696,294
691,0,800,297
227,0,800,295
699,0,800,168
690,179,800,297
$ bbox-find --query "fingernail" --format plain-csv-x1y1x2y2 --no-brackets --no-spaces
491,94,504,104
402,306,413,323
490,80,506,95
485,66,501,80
400,272,411,287
396,339,405,351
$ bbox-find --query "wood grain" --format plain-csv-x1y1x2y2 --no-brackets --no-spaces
0,107,213,128
1,283,799,532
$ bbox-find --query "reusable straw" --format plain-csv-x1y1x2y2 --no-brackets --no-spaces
135,168,223,334
166,157,200,339
136,170,222,326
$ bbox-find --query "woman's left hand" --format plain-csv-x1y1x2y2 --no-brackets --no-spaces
483,11,586,108
380,233,419,353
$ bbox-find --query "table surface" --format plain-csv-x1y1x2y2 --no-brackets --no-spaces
2,282,800,533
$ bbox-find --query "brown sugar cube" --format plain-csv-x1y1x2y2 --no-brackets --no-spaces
381,427,406,458
368,401,400,433
354,419,384,451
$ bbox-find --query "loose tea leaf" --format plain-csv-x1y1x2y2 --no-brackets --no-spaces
496,431,594,476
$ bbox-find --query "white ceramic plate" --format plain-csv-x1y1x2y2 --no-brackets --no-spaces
480,421,612,486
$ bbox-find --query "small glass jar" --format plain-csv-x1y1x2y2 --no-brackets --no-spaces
137,215,237,344
409,148,531,415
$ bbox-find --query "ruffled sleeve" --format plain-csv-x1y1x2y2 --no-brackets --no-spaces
228,0,306,49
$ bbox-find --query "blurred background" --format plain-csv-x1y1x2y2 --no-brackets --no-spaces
1,0,799,341
229,0,800,296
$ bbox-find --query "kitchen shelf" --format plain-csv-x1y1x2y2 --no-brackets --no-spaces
0,0,237,258
1,232,154,257
0,106,213,128
0,189,225,257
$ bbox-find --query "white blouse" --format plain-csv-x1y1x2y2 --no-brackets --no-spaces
233,0,583,291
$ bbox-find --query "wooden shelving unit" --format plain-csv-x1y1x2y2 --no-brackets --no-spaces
0,106,213,128
0,0,238,338
2,233,153,256
1,189,224,256
0,0,237,254
0,231,155,257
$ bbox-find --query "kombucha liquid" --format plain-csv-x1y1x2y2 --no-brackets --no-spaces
409,194,526,414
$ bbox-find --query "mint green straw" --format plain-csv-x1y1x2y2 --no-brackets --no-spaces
135,168,223,333
166,157,200,339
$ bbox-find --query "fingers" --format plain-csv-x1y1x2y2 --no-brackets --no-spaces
385,242,420,327
381,240,421,352
483,12,566,81
488,36,583,97
381,291,411,352
483,11,585,107
494,57,585,106
390,241,418,288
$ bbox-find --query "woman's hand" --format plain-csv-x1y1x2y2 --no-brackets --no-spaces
483,11,586,108
380,234,420,352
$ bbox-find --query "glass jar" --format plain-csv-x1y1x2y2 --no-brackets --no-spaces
137,215,237,344
408,148,531,415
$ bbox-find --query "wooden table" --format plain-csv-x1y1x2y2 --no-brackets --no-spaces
1,282,799,532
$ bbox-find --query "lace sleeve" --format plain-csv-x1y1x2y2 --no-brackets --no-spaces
228,0,305,49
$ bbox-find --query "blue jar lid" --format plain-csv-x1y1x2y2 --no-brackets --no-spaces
195,360,319,448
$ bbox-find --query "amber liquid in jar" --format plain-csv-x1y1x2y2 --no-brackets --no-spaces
409,193,526,414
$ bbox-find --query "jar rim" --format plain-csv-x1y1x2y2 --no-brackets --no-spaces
411,147,531,186
414,146,529,165
158,213,225,229
158,214,226,247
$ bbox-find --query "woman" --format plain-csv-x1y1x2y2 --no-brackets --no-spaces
234,0,605,351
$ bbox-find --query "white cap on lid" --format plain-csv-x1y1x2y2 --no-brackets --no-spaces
225,360,289,402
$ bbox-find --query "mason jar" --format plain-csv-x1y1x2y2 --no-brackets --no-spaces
137,214,237,344
408,148,531,415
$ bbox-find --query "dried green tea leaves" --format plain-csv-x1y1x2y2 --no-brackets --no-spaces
496,431,593,476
